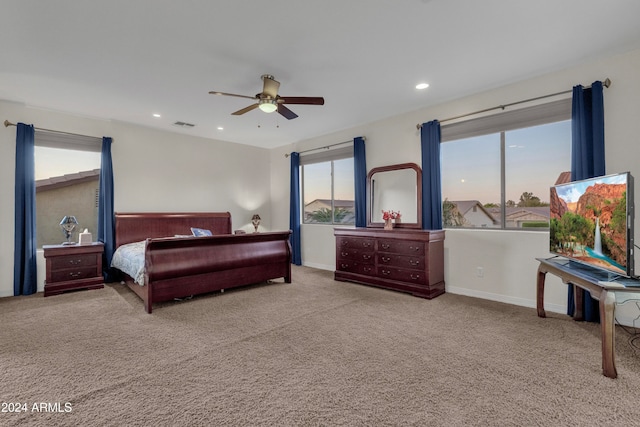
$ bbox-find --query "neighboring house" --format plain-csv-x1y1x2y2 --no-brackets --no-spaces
36,169,100,247
304,199,355,223
447,201,498,228
504,207,550,228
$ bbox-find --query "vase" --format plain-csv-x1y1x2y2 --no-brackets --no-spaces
384,218,393,230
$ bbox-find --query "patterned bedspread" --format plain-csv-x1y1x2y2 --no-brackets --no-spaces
111,241,146,285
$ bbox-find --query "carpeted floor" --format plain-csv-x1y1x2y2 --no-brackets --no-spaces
2,265,640,426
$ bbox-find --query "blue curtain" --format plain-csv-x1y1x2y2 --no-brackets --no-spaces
421,120,443,230
567,80,605,322
353,136,367,227
98,137,116,282
289,152,302,265
13,123,37,295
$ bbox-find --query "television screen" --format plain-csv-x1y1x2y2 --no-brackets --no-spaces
550,172,634,278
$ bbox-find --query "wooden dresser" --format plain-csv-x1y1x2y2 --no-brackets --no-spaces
334,228,445,299
43,243,104,297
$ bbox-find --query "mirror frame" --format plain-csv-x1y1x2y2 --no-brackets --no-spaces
366,162,422,229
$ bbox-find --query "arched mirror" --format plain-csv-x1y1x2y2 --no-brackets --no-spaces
367,162,422,229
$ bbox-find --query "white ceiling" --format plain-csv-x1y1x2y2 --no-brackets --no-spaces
2,1,640,149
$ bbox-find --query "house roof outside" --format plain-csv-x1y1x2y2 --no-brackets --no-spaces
555,171,572,185
36,169,100,193
305,199,355,209
449,200,498,223
486,206,550,225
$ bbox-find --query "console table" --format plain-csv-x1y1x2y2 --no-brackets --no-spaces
536,257,640,378
335,228,445,299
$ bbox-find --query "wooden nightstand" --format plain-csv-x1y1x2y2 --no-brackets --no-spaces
43,242,104,297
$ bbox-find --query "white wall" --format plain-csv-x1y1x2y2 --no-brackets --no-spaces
270,48,640,322
0,101,272,296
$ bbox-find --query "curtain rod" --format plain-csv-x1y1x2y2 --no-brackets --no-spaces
4,119,103,140
415,78,611,129
284,138,364,158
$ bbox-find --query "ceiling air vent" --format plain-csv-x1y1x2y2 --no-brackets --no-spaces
173,121,195,128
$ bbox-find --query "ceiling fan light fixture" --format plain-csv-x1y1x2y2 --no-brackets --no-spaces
258,99,278,113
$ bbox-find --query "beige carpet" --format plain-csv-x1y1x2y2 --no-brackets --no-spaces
2,265,640,426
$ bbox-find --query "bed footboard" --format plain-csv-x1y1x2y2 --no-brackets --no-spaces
141,231,291,313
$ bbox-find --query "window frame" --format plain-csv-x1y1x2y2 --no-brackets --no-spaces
34,130,102,247
300,145,355,226
440,98,572,231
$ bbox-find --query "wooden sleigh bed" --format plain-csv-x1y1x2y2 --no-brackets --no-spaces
112,212,292,313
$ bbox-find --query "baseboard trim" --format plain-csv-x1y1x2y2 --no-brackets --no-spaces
302,262,333,271
446,285,567,314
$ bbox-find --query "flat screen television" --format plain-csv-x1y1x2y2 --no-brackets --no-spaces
550,172,634,278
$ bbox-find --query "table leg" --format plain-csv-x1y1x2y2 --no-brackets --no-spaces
536,268,547,318
573,285,584,321
599,289,617,379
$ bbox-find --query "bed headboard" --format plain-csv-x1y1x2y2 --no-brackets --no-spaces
115,212,232,247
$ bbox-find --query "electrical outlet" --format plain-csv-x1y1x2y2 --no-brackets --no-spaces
476,267,484,278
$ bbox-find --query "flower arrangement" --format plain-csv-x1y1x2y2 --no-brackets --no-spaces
382,210,401,220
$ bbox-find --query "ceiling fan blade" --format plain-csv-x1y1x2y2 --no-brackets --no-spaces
209,91,257,101
262,75,280,99
232,103,259,115
277,104,298,120
279,96,324,105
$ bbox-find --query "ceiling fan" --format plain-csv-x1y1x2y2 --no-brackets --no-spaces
209,74,324,120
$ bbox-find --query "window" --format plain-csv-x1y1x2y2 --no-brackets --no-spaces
35,132,102,247
440,99,571,229
301,146,355,225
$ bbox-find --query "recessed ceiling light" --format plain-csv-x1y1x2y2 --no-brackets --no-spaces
217,127,224,131
152,113,161,118
416,83,429,90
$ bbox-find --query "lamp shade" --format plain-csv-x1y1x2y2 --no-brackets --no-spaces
258,100,277,113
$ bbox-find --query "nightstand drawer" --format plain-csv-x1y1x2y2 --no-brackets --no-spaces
50,253,98,270
50,266,99,282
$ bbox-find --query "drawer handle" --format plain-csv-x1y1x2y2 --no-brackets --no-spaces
381,244,390,250
69,271,83,278
363,266,372,273
381,256,391,263
341,240,348,246
362,242,371,247
409,260,420,266
362,254,371,260
410,274,420,280
340,263,350,269
381,269,391,276
341,251,349,257
68,259,82,265
410,246,420,252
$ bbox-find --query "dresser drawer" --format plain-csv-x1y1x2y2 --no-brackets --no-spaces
377,253,423,270
336,260,375,276
337,247,375,263
337,236,375,251
50,266,100,283
378,266,426,285
378,239,424,256
50,253,98,270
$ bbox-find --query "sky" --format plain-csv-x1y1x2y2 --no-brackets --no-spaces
35,147,101,180
303,158,354,204
440,120,572,205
